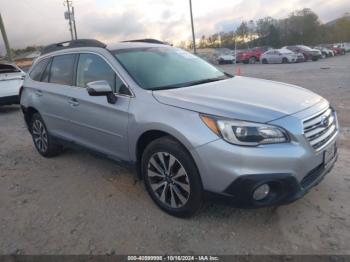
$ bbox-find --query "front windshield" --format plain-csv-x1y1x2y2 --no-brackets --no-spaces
113,47,228,90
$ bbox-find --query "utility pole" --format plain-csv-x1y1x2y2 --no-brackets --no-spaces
0,13,12,62
189,0,196,54
72,6,78,39
64,0,74,40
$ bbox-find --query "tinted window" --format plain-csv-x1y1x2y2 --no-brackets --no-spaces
50,55,76,85
76,54,115,90
29,59,48,81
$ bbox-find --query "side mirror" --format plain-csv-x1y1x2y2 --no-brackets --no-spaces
86,80,117,104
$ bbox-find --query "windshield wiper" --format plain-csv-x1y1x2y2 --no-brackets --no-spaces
152,75,231,91
185,76,228,87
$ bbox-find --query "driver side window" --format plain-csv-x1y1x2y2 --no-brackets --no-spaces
76,53,130,95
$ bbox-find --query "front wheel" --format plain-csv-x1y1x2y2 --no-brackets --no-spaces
141,137,203,217
30,113,63,157
282,57,288,64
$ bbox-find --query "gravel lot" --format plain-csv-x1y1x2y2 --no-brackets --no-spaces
0,54,349,255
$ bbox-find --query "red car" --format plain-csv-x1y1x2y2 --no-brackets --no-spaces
332,46,346,55
323,44,346,55
237,47,272,64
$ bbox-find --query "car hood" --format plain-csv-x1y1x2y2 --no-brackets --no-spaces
152,76,324,123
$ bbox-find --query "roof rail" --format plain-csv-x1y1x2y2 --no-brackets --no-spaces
41,39,107,55
123,39,166,45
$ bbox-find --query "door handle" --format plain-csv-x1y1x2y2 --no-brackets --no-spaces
68,98,80,107
35,90,43,97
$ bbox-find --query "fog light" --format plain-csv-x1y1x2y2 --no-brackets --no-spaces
253,184,270,201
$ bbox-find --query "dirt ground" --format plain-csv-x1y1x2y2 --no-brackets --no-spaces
0,54,349,255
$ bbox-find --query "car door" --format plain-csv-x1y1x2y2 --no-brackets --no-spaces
30,54,78,140
66,53,131,161
266,51,276,63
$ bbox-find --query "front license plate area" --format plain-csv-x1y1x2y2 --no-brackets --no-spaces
324,143,336,168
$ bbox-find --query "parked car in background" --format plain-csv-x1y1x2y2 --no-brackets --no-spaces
21,39,339,217
261,49,297,64
332,44,346,55
217,53,236,64
0,62,26,106
283,45,321,61
237,46,271,64
334,43,350,52
321,44,346,55
314,47,334,58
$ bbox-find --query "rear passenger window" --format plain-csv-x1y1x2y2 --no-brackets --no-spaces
50,54,76,85
76,54,115,90
29,59,49,81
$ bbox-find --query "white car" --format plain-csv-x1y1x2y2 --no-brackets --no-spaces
217,54,236,64
261,49,298,64
0,63,25,106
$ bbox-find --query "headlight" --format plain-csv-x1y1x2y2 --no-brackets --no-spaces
200,115,289,146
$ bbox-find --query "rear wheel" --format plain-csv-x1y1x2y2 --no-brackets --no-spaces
141,136,203,217
282,57,288,64
30,113,63,157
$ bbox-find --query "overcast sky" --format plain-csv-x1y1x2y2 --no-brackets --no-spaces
0,0,349,52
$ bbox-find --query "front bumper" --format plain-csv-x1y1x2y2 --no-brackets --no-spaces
192,104,338,208
219,150,337,208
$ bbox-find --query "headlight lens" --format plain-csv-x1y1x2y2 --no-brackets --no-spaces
200,115,289,146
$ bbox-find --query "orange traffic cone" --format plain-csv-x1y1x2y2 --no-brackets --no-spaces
236,66,241,76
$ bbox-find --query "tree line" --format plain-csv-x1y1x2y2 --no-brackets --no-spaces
194,8,350,49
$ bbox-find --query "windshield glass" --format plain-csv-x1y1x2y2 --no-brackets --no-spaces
113,47,228,90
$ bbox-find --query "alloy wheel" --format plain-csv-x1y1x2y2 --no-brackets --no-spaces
32,119,48,153
147,152,190,208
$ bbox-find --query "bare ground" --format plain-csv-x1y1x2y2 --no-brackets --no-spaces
0,54,349,255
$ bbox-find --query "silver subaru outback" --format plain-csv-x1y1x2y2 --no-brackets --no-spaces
20,39,338,217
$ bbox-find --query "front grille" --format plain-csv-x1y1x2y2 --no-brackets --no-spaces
303,107,338,150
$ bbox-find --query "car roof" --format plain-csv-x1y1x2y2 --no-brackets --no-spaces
41,39,170,56
108,41,170,51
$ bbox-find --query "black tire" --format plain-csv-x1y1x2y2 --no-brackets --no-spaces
141,136,203,217
262,58,268,64
282,57,288,64
30,113,63,157
242,60,249,64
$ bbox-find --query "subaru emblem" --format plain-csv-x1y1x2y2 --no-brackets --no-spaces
320,116,329,127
